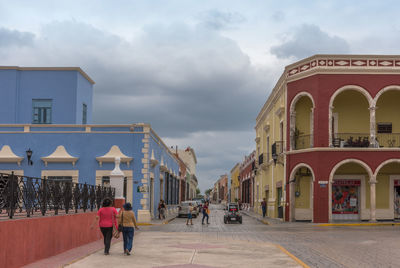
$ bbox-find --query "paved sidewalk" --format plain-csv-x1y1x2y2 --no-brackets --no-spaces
240,209,284,225
66,232,303,268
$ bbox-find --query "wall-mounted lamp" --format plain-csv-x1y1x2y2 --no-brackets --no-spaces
26,148,33,165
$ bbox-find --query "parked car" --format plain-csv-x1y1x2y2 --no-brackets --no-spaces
178,201,198,218
224,203,242,224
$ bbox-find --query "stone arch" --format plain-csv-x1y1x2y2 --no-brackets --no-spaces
329,158,373,183
289,92,315,150
373,85,400,106
289,163,315,222
328,158,373,222
374,158,400,177
329,85,373,146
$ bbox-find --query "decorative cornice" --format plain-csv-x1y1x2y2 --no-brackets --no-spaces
41,145,78,166
0,145,23,166
96,145,133,167
150,150,159,168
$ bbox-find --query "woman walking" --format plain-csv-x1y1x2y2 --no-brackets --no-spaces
91,197,118,255
118,202,139,255
202,201,210,225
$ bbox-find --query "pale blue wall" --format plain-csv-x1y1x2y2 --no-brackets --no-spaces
0,69,93,124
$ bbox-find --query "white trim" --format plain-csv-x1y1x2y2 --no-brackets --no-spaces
373,85,400,106
96,145,133,167
41,145,78,166
0,145,23,166
374,159,400,177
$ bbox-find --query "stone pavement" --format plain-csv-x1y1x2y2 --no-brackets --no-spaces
66,232,302,268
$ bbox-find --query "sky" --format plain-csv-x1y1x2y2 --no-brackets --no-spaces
1,0,400,192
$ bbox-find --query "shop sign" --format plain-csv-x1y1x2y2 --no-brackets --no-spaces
137,185,148,193
332,180,360,186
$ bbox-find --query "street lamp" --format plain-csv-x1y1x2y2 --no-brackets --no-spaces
26,148,33,165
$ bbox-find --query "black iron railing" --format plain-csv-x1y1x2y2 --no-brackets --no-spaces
376,133,400,148
0,173,115,219
332,133,370,148
294,134,312,150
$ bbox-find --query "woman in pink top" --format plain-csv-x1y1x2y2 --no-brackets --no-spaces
91,198,118,255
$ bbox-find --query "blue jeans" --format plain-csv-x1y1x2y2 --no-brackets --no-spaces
262,206,266,217
122,227,134,252
202,212,209,224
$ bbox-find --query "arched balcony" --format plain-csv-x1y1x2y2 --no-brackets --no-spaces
290,92,314,150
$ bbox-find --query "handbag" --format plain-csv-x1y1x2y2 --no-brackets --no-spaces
118,212,124,232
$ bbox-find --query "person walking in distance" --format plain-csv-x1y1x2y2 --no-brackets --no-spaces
159,199,166,219
90,197,118,255
202,201,210,225
118,203,139,255
261,198,267,218
186,202,194,225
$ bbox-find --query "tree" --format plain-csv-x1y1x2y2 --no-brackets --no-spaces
196,187,201,195
204,188,212,196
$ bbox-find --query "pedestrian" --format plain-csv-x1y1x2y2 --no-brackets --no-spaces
202,201,210,225
90,197,118,255
159,199,166,219
186,202,193,225
157,200,162,219
238,198,242,210
118,202,139,255
261,198,267,218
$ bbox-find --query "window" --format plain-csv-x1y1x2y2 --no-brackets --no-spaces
377,122,392,133
82,103,87,124
102,176,110,187
48,176,72,183
33,99,52,124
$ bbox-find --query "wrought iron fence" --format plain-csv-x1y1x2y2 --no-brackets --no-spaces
0,172,115,219
294,134,312,150
332,133,370,148
376,133,400,148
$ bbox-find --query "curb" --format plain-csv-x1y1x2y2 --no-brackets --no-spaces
163,216,177,224
316,222,400,227
241,211,269,225
275,244,310,268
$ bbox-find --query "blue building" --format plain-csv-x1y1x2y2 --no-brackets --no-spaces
0,66,180,222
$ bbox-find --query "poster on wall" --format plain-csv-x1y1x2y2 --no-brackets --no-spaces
332,180,360,214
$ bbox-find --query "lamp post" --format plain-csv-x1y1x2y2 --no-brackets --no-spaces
26,148,33,165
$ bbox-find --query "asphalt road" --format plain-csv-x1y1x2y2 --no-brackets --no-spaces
142,204,400,268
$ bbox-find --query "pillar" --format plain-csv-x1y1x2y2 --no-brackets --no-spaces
370,176,377,222
369,106,377,147
289,180,296,222
110,157,125,210
290,111,296,150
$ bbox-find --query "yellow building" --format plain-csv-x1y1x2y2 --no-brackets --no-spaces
230,163,240,202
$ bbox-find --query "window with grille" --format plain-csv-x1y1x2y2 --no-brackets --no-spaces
32,99,52,124
82,103,87,124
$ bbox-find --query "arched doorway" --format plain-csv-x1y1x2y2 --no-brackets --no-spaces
329,160,372,221
374,160,400,220
289,164,314,221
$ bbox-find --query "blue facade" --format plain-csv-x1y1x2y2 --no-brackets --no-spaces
0,67,94,124
0,67,179,221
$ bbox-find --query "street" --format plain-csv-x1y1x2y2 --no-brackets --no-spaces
69,204,400,268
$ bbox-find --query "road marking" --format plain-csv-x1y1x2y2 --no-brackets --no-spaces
275,244,310,268
316,222,400,227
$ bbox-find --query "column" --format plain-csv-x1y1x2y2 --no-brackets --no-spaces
290,180,296,222
369,106,377,147
370,176,377,222
290,111,296,150
310,108,314,148
110,157,125,210
329,106,334,146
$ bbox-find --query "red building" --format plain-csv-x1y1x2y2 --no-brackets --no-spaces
239,151,256,208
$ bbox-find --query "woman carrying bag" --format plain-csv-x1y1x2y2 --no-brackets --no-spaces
118,203,139,255
90,197,118,255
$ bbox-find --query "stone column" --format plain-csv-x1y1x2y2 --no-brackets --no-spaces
290,111,296,150
370,176,377,222
110,157,125,210
369,106,377,147
329,106,334,146
310,108,314,148
290,180,296,222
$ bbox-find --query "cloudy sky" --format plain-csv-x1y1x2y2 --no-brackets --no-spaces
1,0,399,191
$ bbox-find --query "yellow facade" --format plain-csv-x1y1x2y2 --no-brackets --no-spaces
230,163,240,202
255,75,286,218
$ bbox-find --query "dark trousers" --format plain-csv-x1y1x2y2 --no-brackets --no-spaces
122,227,134,252
100,227,113,253
202,212,209,224
262,206,266,218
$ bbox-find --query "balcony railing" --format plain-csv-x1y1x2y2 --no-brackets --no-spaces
332,133,370,148
258,153,263,165
0,172,115,219
294,134,312,150
376,133,400,148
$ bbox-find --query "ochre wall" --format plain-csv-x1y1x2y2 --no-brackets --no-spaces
295,176,311,209
0,212,101,268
